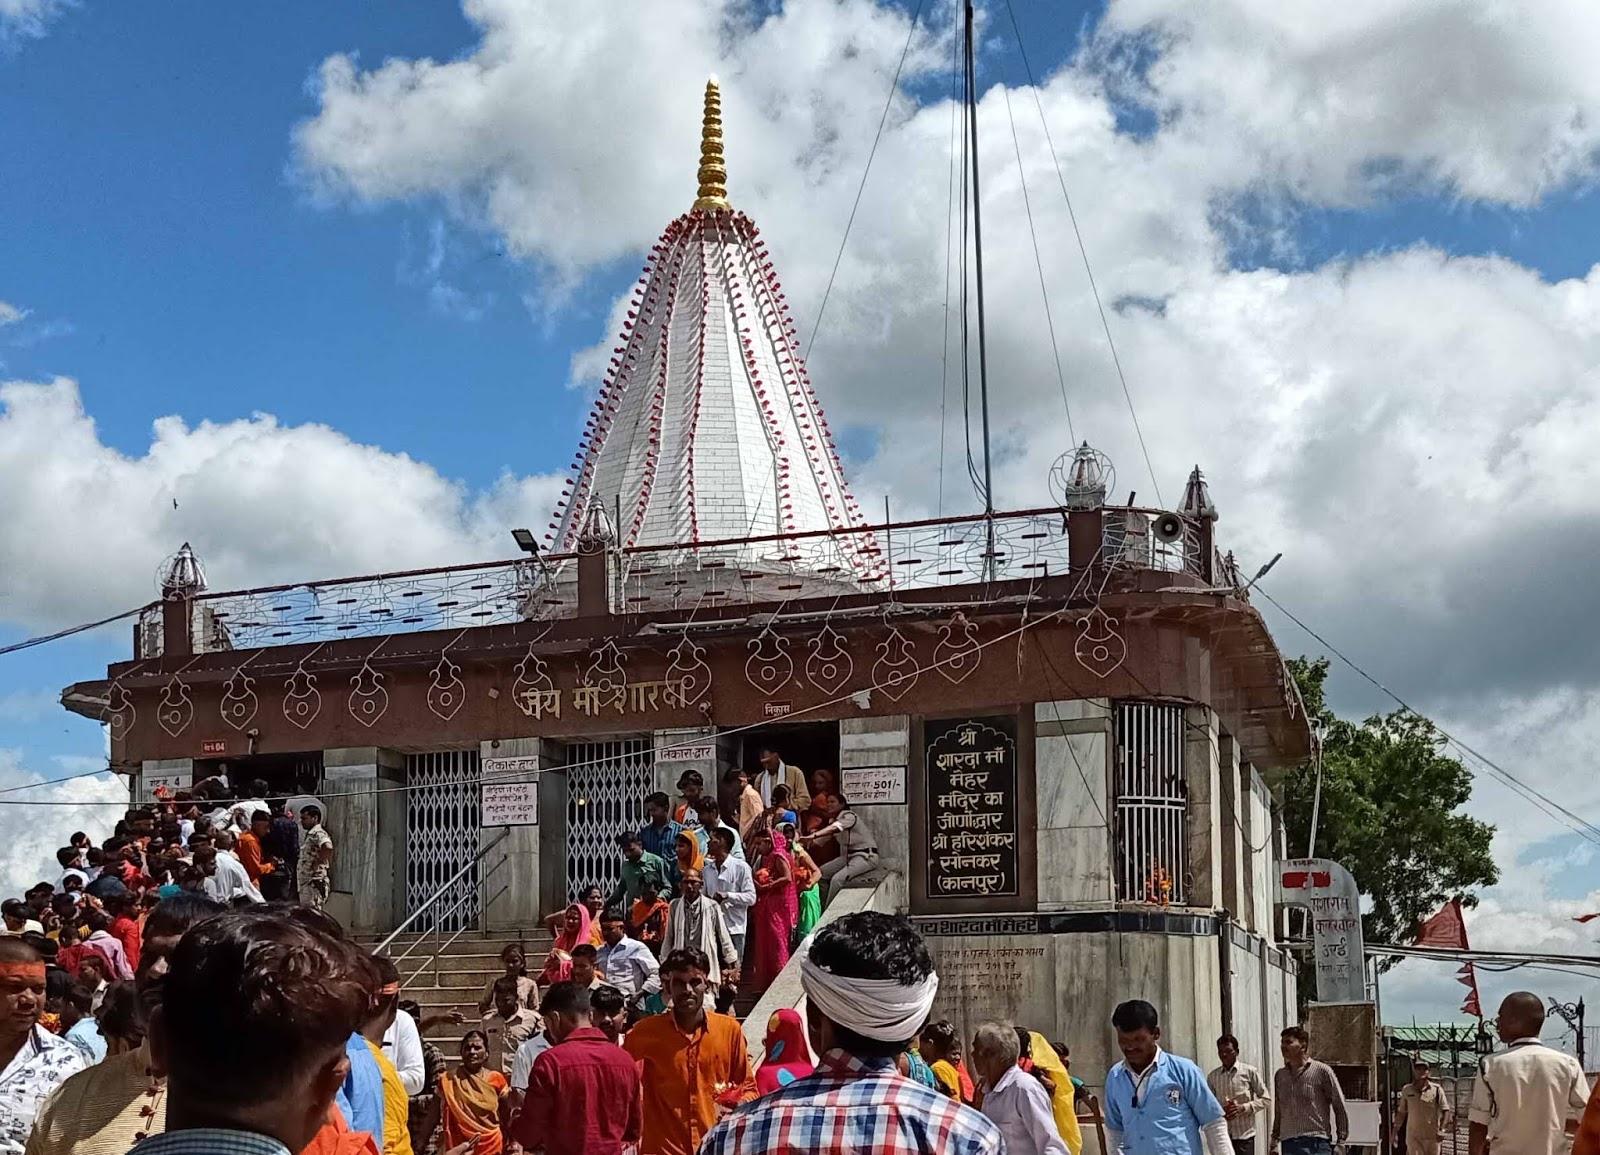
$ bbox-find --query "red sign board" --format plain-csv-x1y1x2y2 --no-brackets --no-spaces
200,739,227,755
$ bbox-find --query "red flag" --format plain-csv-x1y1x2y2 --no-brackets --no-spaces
1415,898,1470,949
1461,974,1482,1018
1574,912,1600,924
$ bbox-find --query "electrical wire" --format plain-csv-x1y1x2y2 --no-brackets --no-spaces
1001,83,1075,446
802,0,927,362
937,18,962,518
1000,0,1160,506
1254,584,1600,849
0,604,149,658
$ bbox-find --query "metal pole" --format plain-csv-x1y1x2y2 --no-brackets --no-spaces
1307,724,1325,858
963,0,997,578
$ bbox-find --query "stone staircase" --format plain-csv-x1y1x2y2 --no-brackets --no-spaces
361,928,554,1045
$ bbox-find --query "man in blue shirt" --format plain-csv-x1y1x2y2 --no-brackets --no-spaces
1104,1000,1232,1155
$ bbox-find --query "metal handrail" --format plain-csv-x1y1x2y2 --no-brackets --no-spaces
376,827,510,955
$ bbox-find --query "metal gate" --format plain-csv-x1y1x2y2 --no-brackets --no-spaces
1113,702,1188,905
405,750,482,932
564,739,654,903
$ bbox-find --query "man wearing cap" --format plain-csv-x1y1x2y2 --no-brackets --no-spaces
0,938,87,1154
700,910,1000,1155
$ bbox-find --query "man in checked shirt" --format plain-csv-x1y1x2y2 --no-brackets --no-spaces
699,911,1001,1155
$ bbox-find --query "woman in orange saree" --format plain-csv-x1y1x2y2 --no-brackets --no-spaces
435,1031,508,1155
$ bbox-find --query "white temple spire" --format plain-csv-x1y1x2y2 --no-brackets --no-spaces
548,83,875,578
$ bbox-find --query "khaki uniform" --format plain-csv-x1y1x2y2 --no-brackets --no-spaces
1396,1080,1451,1155
1469,1038,1589,1155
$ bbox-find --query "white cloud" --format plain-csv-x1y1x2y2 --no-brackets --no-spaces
0,377,563,630
0,748,124,901
1098,0,1600,207
0,0,69,43
0,302,23,327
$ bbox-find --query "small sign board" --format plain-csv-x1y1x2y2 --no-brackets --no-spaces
143,770,192,800
659,743,717,763
924,715,1020,899
200,739,227,755
482,780,539,827
841,765,906,805
483,755,542,780
762,701,792,719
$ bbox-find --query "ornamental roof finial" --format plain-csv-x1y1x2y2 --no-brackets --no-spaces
693,77,730,211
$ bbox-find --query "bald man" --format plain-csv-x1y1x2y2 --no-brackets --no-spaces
0,938,87,1153
1468,991,1588,1155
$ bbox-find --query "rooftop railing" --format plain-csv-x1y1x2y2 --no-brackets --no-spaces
137,505,1217,656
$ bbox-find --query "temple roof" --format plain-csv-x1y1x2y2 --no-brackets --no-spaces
548,81,876,577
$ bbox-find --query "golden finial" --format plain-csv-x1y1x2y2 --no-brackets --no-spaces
693,77,730,211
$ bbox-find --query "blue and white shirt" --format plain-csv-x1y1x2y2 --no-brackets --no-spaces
128,1127,290,1155
0,1023,87,1155
1104,1048,1225,1155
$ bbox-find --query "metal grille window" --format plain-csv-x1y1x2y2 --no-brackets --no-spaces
404,750,483,932
565,739,654,903
1113,702,1188,905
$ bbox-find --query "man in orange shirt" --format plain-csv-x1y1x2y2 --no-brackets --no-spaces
623,948,754,1155
236,810,276,887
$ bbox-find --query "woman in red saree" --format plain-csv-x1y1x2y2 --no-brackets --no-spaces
537,902,592,986
434,1031,508,1155
747,827,797,988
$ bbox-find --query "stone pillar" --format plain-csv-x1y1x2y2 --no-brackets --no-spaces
1217,732,1247,922
539,748,570,917
1034,699,1113,907
1239,758,1260,934
480,738,560,931
136,758,194,806
323,747,405,934
1184,706,1220,910
652,727,721,798
839,715,909,909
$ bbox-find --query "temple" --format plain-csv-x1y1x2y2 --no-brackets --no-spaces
60,80,1311,1112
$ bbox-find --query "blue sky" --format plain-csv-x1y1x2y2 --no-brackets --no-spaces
2,0,1598,1022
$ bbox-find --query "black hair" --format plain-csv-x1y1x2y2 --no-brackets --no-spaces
300,804,322,821
0,937,42,965
1014,1025,1033,1059
660,948,711,977
571,943,598,962
64,982,96,1014
249,779,270,798
492,975,520,998
694,796,721,816
540,980,591,1018
645,791,670,810
676,770,703,788
160,909,368,1107
758,742,779,755
251,810,272,825
708,826,735,850
590,983,626,1018
617,831,643,849
1218,1033,1239,1049
807,912,933,1059
834,793,852,810
921,1021,959,1057
1282,1024,1309,1045
55,847,79,868
96,980,143,1045
600,908,625,925
1112,1000,1160,1033
1,899,27,919
70,831,87,845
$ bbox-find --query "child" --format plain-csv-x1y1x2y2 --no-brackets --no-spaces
629,880,670,956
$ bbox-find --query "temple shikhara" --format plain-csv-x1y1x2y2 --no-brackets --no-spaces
62,81,1314,1079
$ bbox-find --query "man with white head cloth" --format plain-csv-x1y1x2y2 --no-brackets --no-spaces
700,910,1001,1155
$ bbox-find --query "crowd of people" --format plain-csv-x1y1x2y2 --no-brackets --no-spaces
532,750,883,1014
5,756,1599,1155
